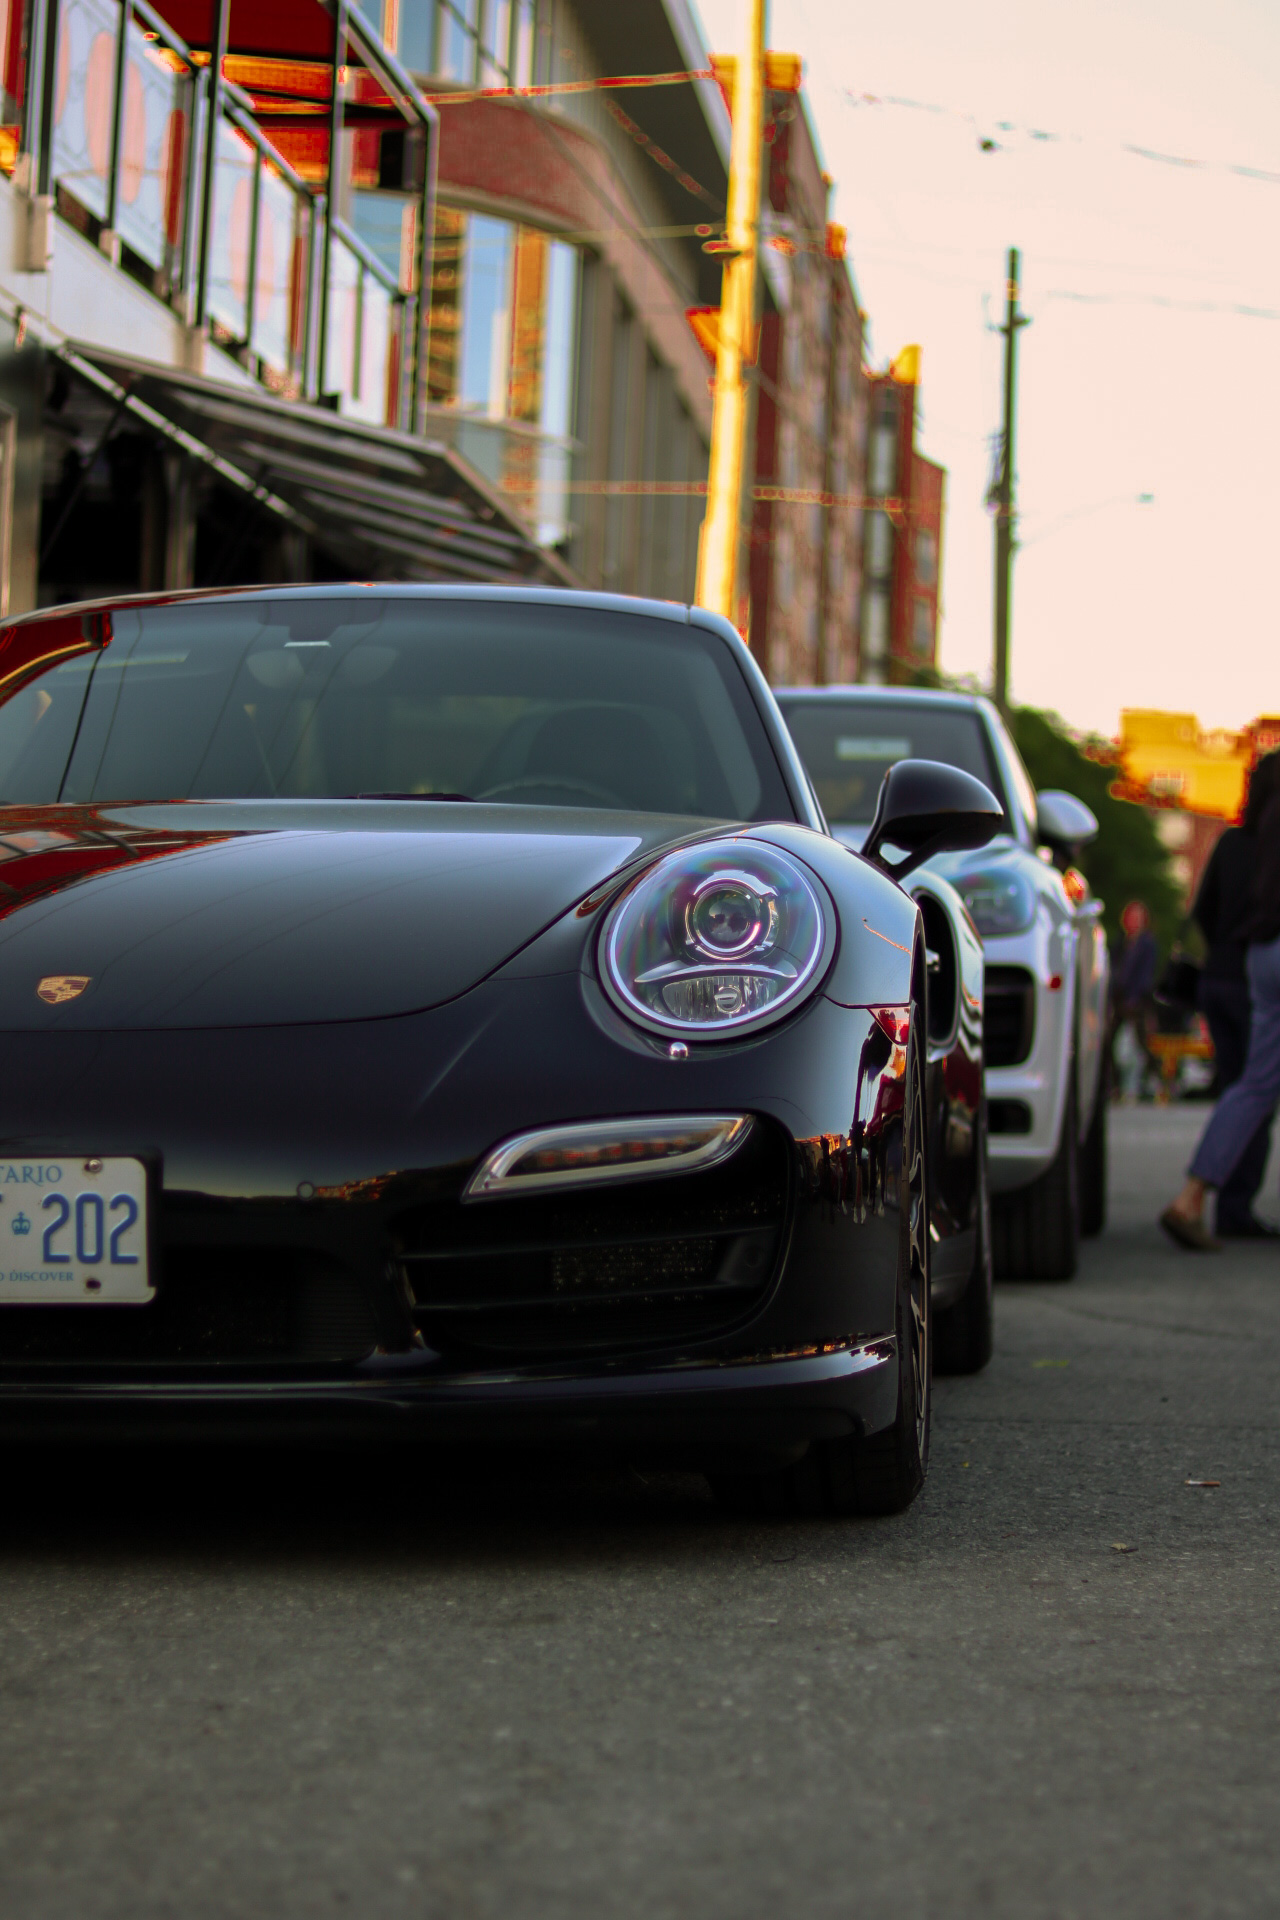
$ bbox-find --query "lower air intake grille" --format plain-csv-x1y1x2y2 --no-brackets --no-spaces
395,1118,788,1360
0,1250,380,1366
985,966,1036,1068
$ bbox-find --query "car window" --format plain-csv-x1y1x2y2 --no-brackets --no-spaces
0,599,796,822
0,659,97,802
776,697,1007,826
986,710,1039,843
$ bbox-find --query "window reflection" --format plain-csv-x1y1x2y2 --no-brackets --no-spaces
438,0,479,83
427,205,579,545
392,1,535,87
458,214,512,416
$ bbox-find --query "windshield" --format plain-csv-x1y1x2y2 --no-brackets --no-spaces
776,697,1007,827
0,598,794,821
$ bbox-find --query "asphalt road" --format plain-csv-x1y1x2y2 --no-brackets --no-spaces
1,1105,1278,1920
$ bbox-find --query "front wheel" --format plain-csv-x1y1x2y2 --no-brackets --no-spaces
991,1071,1079,1281
711,1016,931,1518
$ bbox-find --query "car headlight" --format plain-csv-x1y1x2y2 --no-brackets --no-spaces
957,866,1037,938
601,838,833,1037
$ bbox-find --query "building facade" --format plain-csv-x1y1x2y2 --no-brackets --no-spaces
0,0,946,680
0,0,583,615
746,86,866,686
388,0,729,598
860,361,944,683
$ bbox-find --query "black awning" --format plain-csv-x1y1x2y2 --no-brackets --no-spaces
76,349,575,588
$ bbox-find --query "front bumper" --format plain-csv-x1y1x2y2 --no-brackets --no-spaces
983,918,1073,1193
0,1338,899,1460
0,966,909,1451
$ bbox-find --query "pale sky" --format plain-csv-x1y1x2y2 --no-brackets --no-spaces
691,0,1280,739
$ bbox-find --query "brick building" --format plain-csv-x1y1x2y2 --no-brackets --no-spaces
860,361,944,683
745,87,866,684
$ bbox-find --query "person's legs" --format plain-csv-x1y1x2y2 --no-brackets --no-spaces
1199,976,1249,1086
1186,937,1280,1197
1199,978,1275,1233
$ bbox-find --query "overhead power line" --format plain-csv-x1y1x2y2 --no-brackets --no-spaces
840,88,1280,188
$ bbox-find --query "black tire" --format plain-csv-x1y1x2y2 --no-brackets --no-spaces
991,1070,1079,1281
1078,1061,1108,1238
710,1015,931,1518
934,1099,994,1374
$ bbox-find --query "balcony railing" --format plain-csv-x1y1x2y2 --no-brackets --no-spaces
9,0,437,431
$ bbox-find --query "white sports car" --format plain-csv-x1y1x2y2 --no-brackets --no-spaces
777,687,1110,1279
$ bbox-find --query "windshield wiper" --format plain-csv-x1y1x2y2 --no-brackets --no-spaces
351,791,475,802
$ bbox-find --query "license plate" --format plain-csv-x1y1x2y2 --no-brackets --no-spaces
0,1158,152,1304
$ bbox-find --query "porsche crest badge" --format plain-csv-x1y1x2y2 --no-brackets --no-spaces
37,975,91,1005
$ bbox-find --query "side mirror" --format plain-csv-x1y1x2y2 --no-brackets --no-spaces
1036,789,1098,849
863,759,1004,881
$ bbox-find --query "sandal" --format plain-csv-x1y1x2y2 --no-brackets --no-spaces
1160,1208,1221,1253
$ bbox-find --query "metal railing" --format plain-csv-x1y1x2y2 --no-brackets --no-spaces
15,0,436,430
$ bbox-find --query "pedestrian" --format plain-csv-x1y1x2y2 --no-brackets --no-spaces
1112,900,1160,1099
1190,793,1279,1237
1162,749,1280,1250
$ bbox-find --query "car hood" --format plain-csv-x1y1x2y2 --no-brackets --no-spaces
0,801,702,1030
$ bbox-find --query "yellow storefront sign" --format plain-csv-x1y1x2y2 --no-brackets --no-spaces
1112,711,1280,820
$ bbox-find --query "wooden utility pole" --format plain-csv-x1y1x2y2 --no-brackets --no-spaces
695,0,766,627
992,247,1028,715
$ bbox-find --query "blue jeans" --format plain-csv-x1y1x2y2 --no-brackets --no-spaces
1197,975,1275,1229
1190,934,1280,1192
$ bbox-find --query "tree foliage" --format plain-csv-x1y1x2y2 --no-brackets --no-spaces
1010,705,1183,950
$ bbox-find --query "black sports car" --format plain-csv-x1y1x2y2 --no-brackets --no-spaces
0,587,998,1515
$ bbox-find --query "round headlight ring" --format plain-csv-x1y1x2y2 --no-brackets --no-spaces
685,869,780,961
599,838,835,1039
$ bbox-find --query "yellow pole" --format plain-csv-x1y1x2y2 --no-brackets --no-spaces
695,0,766,625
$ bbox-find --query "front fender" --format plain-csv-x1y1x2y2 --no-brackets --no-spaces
745,823,920,1010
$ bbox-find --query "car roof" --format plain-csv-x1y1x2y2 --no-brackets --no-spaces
773,683,989,714
1,583,705,633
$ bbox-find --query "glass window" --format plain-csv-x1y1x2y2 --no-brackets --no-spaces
776,697,1005,827
0,659,98,803
0,599,798,822
251,163,304,377
507,226,548,423
868,418,896,496
396,0,438,73
438,0,480,82
352,191,414,291
987,713,1039,841
915,528,938,588
356,273,393,422
50,0,119,223
912,596,934,656
206,122,257,342
482,0,512,83
865,509,893,581
426,206,465,402
324,232,361,401
458,214,513,414
114,22,192,276
541,240,578,436
511,0,535,85
429,209,577,429
0,0,27,124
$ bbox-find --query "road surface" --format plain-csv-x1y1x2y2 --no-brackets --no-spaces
0,1104,1276,1918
